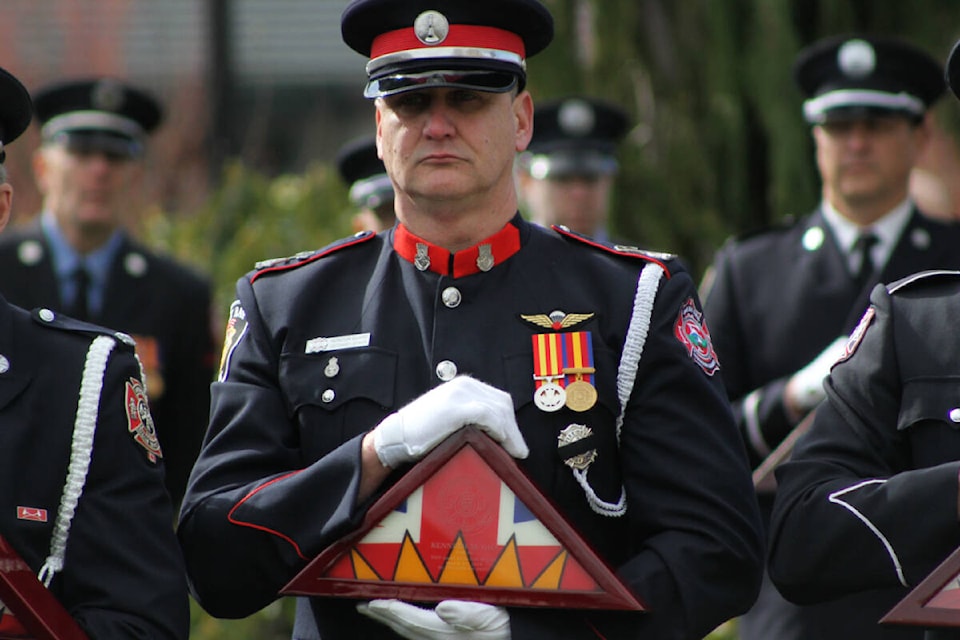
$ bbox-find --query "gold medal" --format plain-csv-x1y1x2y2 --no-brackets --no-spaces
564,379,597,412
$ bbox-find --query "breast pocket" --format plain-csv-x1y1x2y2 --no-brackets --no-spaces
282,347,398,412
897,379,960,467
281,348,398,455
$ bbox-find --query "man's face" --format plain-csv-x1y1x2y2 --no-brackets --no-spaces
520,172,614,235
375,87,532,209
813,113,929,215
34,142,143,239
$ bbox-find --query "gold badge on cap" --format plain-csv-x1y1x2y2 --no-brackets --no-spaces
414,10,449,46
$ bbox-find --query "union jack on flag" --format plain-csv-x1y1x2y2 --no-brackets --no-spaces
324,445,599,592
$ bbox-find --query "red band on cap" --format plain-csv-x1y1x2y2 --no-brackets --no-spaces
371,24,525,60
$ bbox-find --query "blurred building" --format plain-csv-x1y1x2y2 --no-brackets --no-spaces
0,0,372,217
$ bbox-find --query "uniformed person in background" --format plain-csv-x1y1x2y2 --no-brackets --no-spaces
336,134,396,233
178,1,763,639
517,96,630,240
767,39,960,640
0,77,216,508
0,64,188,640
700,34,960,640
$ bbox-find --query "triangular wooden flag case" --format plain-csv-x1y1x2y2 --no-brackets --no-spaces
0,535,88,640
281,427,645,611
882,546,960,628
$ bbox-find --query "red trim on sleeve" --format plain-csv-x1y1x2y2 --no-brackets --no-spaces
227,471,310,560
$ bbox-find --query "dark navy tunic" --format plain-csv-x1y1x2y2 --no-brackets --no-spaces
0,296,188,639
179,216,763,640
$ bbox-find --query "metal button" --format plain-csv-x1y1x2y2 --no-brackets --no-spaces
436,360,458,381
0,355,9,374
321,389,336,403
324,357,340,378
950,408,960,423
441,287,462,308
39,309,55,322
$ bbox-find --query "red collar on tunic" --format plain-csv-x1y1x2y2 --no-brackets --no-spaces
393,220,521,278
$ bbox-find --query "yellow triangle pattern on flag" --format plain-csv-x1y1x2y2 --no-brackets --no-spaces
438,534,480,585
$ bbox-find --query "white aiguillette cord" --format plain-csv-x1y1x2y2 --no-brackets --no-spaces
39,335,115,587
573,263,664,518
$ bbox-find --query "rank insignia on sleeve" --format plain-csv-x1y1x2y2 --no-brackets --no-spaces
839,307,875,363
674,298,719,376
125,377,162,463
218,300,248,382
521,310,594,331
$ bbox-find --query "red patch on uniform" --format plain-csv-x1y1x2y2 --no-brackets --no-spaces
674,298,719,376
125,377,163,463
15,507,47,522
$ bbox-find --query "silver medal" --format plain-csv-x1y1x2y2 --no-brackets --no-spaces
534,382,566,412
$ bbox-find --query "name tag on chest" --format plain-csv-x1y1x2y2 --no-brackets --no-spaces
305,333,371,354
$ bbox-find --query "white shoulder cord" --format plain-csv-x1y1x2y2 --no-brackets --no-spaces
38,335,115,587
573,263,664,517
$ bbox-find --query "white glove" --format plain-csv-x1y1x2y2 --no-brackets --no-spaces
357,599,510,640
373,376,528,468
786,336,849,412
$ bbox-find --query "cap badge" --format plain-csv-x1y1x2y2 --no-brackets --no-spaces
838,39,876,79
91,78,127,113
414,10,449,46
558,99,595,137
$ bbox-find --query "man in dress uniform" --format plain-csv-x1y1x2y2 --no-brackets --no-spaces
0,77,216,507
0,65,188,639
336,134,396,233
700,34,960,640
178,1,763,639
517,96,630,240
767,38,960,640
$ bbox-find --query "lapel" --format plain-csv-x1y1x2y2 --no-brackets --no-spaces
6,225,63,311
882,208,955,282
98,235,152,328
0,299,31,412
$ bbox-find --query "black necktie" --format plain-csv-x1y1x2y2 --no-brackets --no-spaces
852,232,879,290
69,267,91,321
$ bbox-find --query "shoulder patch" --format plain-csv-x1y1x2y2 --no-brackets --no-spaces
887,269,960,294
30,308,135,350
553,226,675,274
251,231,377,282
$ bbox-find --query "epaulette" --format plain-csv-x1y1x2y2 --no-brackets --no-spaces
251,231,377,281
30,308,137,350
887,269,960,294
553,225,675,275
